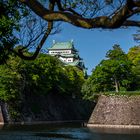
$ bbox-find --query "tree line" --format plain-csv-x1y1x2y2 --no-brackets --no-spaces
0,54,85,117
0,45,140,104
82,45,140,99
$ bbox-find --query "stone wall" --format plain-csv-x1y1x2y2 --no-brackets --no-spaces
0,106,4,124
88,95,140,125
8,93,95,123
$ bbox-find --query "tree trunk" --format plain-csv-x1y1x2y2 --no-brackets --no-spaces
114,78,119,93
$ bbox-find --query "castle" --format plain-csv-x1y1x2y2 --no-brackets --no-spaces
48,40,87,74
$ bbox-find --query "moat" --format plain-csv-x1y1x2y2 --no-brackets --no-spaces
0,123,140,140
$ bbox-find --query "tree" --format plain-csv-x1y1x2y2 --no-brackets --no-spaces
0,53,85,118
127,46,140,65
64,66,85,97
82,45,134,98
0,53,85,101
19,0,140,28
1,0,140,60
105,45,134,92
127,46,140,90
0,0,28,63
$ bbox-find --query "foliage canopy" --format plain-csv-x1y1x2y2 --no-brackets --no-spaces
0,54,85,103
82,44,139,99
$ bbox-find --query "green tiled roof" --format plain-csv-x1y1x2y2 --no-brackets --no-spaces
68,60,80,66
48,41,74,50
63,60,80,66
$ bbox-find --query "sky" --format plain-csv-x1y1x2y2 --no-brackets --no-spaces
44,23,139,75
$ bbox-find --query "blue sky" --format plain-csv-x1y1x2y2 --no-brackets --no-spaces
45,23,139,75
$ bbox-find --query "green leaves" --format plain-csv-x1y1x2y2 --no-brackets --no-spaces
127,46,140,90
0,52,85,120
64,66,85,97
106,44,126,60
82,44,135,99
0,0,28,63
0,64,22,101
0,54,85,102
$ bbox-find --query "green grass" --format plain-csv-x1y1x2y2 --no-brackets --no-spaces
83,91,140,101
101,91,140,96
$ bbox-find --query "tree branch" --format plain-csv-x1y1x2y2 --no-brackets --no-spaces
123,20,140,27
13,21,53,60
56,0,82,17
19,0,140,29
14,0,55,60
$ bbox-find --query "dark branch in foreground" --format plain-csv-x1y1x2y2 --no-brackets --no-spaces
19,0,140,29
13,0,55,60
14,0,140,60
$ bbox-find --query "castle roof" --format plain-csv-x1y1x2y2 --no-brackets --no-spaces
63,60,80,66
63,59,85,68
48,41,77,51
